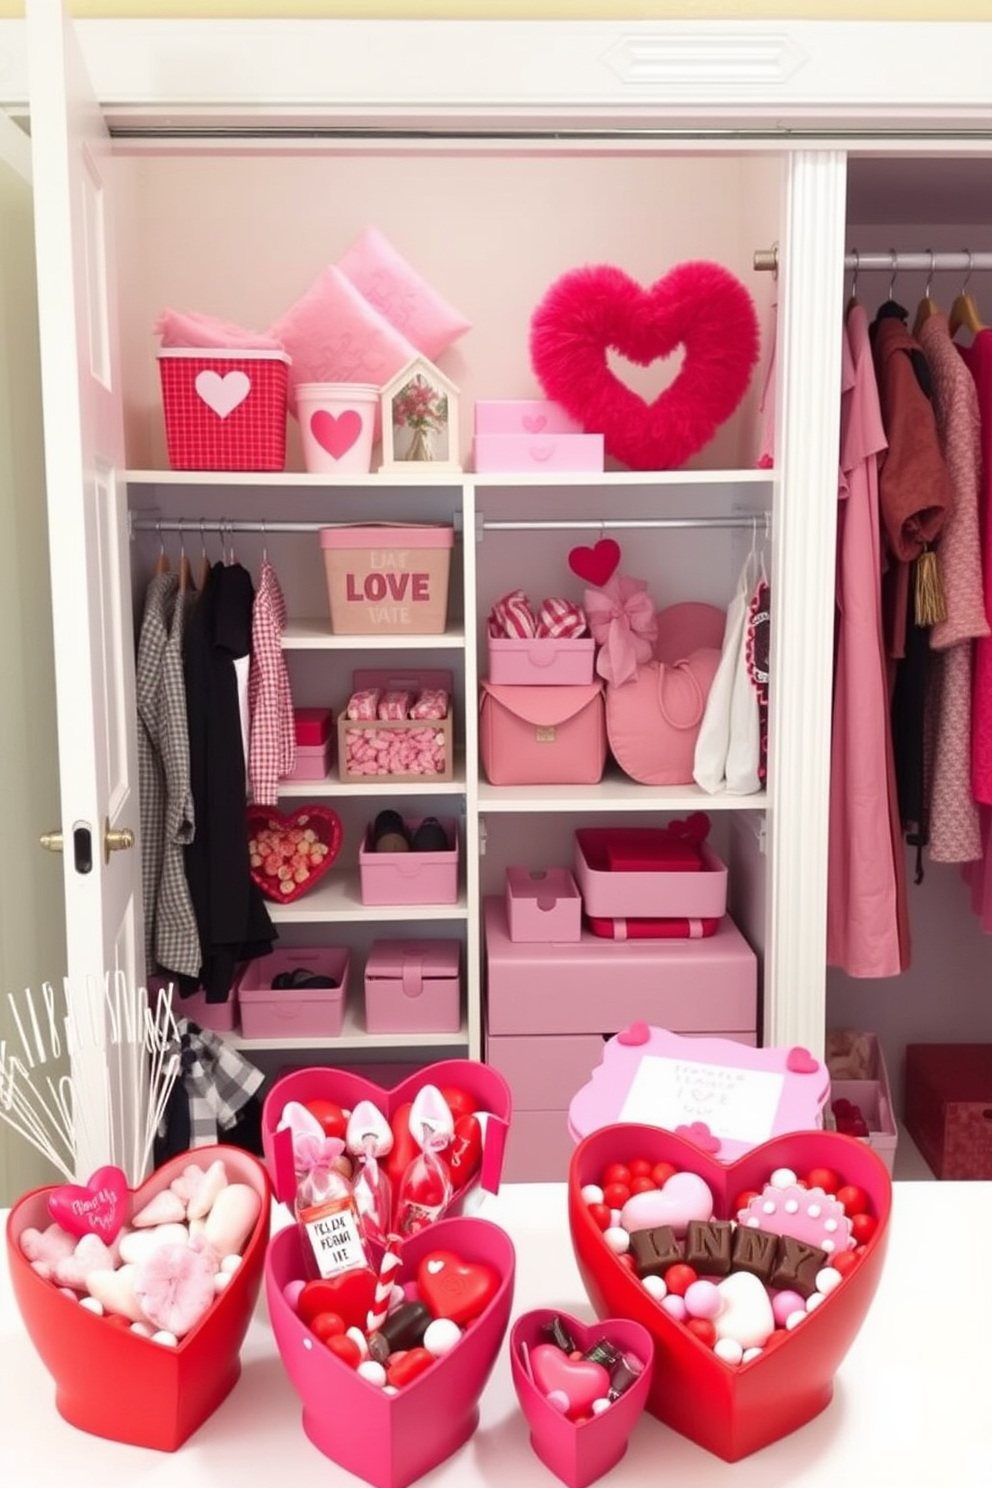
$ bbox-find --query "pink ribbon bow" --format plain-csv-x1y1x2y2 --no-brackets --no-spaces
584,576,659,687
292,1132,347,1182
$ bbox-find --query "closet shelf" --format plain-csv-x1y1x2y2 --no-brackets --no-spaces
126,469,466,490
266,868,469,924
471,468,773,490
478,777,768,813
126,468,771,494
227,1005,469,1054
282,619,466,650
276,761,467,799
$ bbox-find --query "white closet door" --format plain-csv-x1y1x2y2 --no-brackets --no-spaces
26,1,145,1179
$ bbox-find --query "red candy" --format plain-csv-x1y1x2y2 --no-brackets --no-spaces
831,1249,862,1276
603,1164,632,1189
850,1212,878,1245
310,1310,346,1342
651,1162,678,1188
387,1346,435,1387
805,1167,840,1194
439,1086,477,1121
686,1318,717,1347
304,1098,348,1140
629,1175,657,1195
628,1158,654,1178
734,1189,760,1212
587,1203,612,1232
665,1264,698,1297
835,1184,869,1216
602,1182,631,1210
326,1334,362,1369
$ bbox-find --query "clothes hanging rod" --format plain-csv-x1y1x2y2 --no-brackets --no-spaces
130,517,387,535
481,516,768,532
753,246,992,275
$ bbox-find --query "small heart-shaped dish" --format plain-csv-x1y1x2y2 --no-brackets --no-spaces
266,1215,515,1488
511,1308,654,1488
246,804,343,904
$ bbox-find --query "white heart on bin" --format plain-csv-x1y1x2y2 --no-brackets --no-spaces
195,369,251,419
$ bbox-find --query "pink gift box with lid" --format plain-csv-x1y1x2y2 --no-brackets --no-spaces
473,398,583,435
294,706,333,746
473,433,604,474
505,866,582,943
281,740,333,782
364,937,461,1034
487,636,595,687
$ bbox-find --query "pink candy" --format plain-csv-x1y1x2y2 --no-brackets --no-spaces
347,688,381,721
409,688,449,720
344,725,447,777
378,690,415,720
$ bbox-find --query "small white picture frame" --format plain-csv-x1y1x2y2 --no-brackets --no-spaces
379,356,462,473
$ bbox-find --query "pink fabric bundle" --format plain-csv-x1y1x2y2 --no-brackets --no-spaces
537,596,587,639
378,689,415,720
346,688,381,721
489,589,588,639
410,688,449,720
154,309,285,351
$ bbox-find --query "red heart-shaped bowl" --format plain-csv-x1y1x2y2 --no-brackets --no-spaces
5,1146,271,1451
568,1126,892,1462
510,1309,654,1488
266,1214,515,1488
246,804,343,904
262,1060,512,1215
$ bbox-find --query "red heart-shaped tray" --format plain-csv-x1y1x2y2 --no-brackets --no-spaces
568,1124,892,1462
5,1146,271,1450
246,804,343,904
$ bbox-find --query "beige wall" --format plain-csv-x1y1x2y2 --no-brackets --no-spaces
2,2,992,20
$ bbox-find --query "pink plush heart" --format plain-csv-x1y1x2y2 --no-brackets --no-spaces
616,1021,650,1046
311,408,362,459
530,260,760,470
48,1166,127,1242
568,538,621,588
786,1045,820,1074
530,1343,611,1418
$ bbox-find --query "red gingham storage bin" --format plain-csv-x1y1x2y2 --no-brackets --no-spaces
157,348,290,471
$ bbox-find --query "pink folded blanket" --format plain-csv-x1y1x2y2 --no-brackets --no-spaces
155,308,286,353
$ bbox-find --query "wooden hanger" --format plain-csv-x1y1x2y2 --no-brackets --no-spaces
913,251,940,339
197,521,212,591
154,524,170,576
949,252,986,339
178,520,191,595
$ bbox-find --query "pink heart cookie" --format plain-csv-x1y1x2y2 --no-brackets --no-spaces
54,1233,116,1291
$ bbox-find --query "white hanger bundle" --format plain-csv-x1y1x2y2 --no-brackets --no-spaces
0,973,182,1185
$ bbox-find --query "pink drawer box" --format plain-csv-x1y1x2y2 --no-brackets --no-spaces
147,975,237,1034
487,636,595,687
473,399,582,435
484,896,756,1037
235,946,349,1040
281,740,333,782
294,707,333,746
364,938,462,1035
473,433,604,474
574,831,729,920
358,816,459,906
505,866,582,943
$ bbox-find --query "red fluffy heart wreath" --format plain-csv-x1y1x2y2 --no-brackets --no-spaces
529,260,760,471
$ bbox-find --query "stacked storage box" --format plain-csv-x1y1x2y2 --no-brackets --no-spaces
472,397,604,473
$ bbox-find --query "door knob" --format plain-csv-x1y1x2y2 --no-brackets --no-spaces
103,817,136,865
39,829,64,852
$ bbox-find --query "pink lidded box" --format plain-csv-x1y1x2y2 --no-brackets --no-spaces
364,938,461,1034
479,682,606,787
574,828,729,920
235,946,349,1040
473,433,604,474
359,816,459,906
147,974,237,1034
294,707,333,746
473,398,583,435
487,636,595,687
505,866,581,943
282,741,333,782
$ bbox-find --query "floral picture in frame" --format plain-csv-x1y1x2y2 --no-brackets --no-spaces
380,355,461,473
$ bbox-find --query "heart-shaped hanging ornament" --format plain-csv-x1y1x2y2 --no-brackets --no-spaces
246,805,343,904
530,261,760,471
567,538,621,588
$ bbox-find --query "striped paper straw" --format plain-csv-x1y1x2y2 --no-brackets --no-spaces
366,1232,404,1335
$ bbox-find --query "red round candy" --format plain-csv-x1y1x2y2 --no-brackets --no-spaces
685,1317,717,1347
805,1166,841,1194
603,1163,632,1189
303,1098,348,1140
850,1212,878,1245
651,1162,679,1188
588,1202,612,1231
618,1254,636,1272
733,1189,760,1212
628,1158,653,1178
310,1311,346,1342
664,1263,698,1297
629,1175,657,1195
602,1182,631,1210
831,1249,861,1276
835,1184,869,1216
439,1085,477,1121
326,1334,362,1368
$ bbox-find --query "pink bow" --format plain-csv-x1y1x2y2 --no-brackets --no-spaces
293,1132,347,1182
584,576,659,687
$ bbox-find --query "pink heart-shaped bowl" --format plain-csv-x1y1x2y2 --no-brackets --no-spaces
266,1214,515,1488
511,1309,654,1488
568,1126,892,1462
5,1146,271,1450
261,1060,512,1215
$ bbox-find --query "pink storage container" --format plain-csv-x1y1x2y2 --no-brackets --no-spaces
473,398,582,435
479,682,606,786
147,974,237,1034
294,707,333,746
487,637,595,687
281,740,333,782
157,348,290,472
319,523,453,635
235,946,349,1040
574,830,729,920
505,866,581,943
358,816,459,906
473,433,604,474
364,938,461,1034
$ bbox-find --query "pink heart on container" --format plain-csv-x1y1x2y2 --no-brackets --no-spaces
786,1046,819,1075
311,408,362,459
48,1167,127,1243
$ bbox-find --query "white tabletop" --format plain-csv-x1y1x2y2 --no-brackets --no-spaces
3,1181,991,1487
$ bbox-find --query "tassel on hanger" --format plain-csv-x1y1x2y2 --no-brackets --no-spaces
914,546,947,626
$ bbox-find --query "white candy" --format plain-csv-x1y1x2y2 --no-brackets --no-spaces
642,1275,668,1301
118,1223,189,1266
815,1267,842,1295
714,1272,775,1350
604,1227,630,1255
610,1209,622,1228
346,1327,369,1359
152,1330,179,1346
784,1199,799,1214
806,1292,827,1312
388,1284,406,1311
423,1317,462,1357
742,1347,763,1363
591,1399,611,1415
785,1310,806,1330
79,1296,104,1315
214,1271,232,1293
130,1321,155,1338
383,1385,399,1396
581,1184,604,1205
714,1337,744,1365
221,1253,243,1276
770,1168,797,1189
358,1360,387,1387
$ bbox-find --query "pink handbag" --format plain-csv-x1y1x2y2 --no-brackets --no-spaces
479,681,606,785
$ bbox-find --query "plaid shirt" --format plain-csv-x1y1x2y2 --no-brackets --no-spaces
159,1019,265,1149
248,557,295,805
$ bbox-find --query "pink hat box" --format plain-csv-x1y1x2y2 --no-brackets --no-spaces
266,1215,516,1488
157,347,290,472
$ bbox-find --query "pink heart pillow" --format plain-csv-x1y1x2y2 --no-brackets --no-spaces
337,227,471,362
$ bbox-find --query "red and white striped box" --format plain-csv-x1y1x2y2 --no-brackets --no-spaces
157,348,290,471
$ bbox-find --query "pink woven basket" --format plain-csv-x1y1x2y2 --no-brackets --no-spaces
157,348,290,471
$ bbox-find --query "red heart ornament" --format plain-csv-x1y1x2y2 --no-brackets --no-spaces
298,1270,378,1333
311,408,363,459
246,804,343,905
418,1250,500,1326
568,1126,891,1462
567,537,621,588
444,1114,483,1193
5,1146,271,1451
531,261,760,471
47,1165,127,1242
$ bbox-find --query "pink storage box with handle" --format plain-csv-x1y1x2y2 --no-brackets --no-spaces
574,829,729,920
474,398,582,435
235,946,349,1040
358,816,459,906
487,636,595,687
147,973,237,1034
473,433,604,474
505,866,582,942
364,938,461,1034
479,681,606,786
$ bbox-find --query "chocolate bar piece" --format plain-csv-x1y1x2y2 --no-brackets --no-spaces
684,1219,733,1276
770,1236,829,1298
628,1224,683,1277
368,1300,432,1361
731,1224,779,1283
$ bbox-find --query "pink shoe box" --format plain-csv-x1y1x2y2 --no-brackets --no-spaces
487,636,595,687
234,946,349,1040
294,707,333,746
364,937,461,1034
281,740,333,782
147,974,237,1033
359,816,459,906
505,866,582,943
484,896,756,1037
473,433,604,474
473,398,583,435
574,830,729,920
